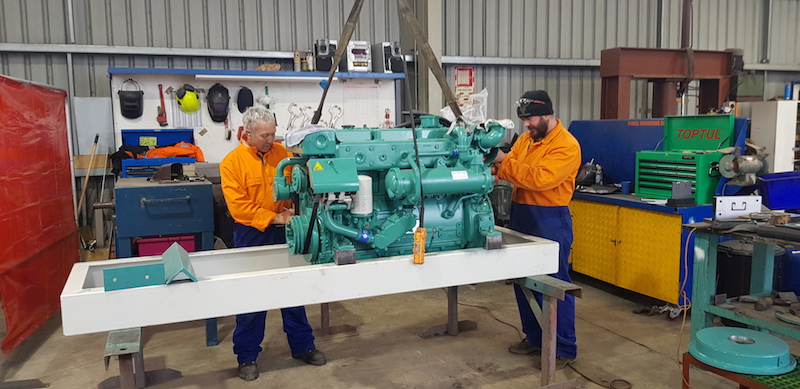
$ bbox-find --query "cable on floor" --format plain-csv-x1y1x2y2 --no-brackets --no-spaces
678,227,696,388
440,288,524,341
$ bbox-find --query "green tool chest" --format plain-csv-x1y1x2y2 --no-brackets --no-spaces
634,114,734,204
635,150,723,204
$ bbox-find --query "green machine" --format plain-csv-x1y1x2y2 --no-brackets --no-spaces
273,116,506,264
635,115,735,204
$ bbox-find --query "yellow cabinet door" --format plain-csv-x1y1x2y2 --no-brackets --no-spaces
616,207,682,304
570,200,618,285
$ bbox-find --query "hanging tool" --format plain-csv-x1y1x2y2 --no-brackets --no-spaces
157,84,168,126
76,133,100,222
328,105,343,128
287,103,303,131
224,119,232,141
300,105,315,127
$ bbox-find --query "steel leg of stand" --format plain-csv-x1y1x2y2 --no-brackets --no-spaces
419,286,477,338
514,276,586,389
205,318,218,346
315,303,357,337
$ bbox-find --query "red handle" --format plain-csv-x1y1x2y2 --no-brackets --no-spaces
158,84,166,110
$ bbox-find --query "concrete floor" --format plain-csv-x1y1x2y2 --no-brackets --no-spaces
1,274,748,388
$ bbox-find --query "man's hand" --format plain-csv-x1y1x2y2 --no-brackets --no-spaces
272,208,295,225
490,166,499,184
494,149,506,163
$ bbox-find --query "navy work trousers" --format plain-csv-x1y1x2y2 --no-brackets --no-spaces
232,223,316,364
509,202,577,359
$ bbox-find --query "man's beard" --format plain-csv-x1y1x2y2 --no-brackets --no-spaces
528,119,548,141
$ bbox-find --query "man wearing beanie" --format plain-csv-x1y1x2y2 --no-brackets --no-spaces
492,90,582,370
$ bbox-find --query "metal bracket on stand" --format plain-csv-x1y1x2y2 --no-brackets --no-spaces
419,286,478,338
513,276,587,389
100,328,183,389
314,303,358,338
162,243,197,284
103,328,146,389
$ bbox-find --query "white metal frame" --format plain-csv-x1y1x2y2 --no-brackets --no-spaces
61,227,558,336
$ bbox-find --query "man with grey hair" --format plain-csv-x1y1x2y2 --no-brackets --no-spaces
221,106,326,381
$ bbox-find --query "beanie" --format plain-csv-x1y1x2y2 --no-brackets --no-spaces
517,90,554,118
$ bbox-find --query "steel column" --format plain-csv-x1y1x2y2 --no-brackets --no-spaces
652,80,678,117
601,76,632,120
698,78,732,114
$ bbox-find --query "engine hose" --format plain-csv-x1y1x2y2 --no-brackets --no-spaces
302,199,320,255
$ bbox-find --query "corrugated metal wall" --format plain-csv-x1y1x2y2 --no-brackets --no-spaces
438,0,799,136
66,0,399,51
0,0,403,97
442,0,659,58
445,66,601,132
770,0,800,65
2,0,799,121
661,0,764,64
440,0,660,133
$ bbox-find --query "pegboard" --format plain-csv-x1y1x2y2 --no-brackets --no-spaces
109,68,403,163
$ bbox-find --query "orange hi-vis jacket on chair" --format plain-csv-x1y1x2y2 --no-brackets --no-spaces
220,141,293,232
496,119,581,207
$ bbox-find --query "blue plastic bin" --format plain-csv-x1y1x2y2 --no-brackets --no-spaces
759,171,800,210
777,249,800,295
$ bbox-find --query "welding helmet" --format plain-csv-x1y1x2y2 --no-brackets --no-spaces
207,83,230,122
176,84,200,113
117,79,144,119
237,87,254,113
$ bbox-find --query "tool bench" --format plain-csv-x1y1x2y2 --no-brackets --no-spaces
683,221,800,388
570,193,711,305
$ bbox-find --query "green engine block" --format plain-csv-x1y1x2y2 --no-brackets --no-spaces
273,116,505,264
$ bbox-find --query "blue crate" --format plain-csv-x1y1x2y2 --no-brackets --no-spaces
759,171,800,210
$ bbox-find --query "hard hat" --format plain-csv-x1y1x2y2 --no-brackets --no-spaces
176,84,200,113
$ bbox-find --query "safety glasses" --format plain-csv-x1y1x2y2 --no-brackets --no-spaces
516,97,549,117
516,97,549,108
515,98,536,108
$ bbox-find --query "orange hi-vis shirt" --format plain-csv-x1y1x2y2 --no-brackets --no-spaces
496,119,582,207
220,142,293,232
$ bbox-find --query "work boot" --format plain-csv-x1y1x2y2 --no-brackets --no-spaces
508,338,541,355
238,361,259,381
536,355,576,370
292,348,327,366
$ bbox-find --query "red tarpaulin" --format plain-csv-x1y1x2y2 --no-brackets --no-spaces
0,75,79,353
